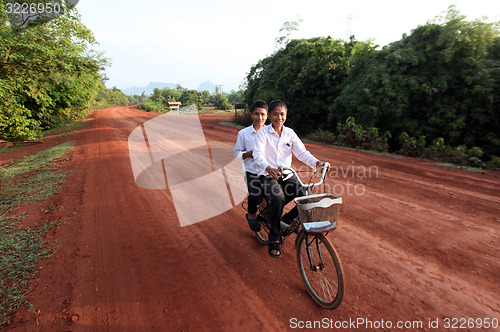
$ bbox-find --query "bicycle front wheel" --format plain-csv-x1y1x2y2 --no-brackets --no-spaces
296,231,344,309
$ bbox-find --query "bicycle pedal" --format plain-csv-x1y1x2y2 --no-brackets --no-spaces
280,221,290,233
289,223,300,235
282,220,299,235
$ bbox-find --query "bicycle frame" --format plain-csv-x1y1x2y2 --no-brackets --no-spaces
304,233,326,272
242,162,344,309
276,163,332,247
241,163,331,245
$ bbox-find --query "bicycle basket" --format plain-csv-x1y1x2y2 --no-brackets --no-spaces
294,194,342,224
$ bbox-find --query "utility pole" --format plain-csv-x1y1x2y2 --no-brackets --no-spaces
217,84,224,94
346,14,352,42
345,13,359,42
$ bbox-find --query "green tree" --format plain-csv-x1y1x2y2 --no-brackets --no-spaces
91,85,131,109
227,90,244,104
160,87,182,102
213,92,231,110
244,36,375,133
129,91,148,105
201,90,211,105
330,6,500,156
150,88,166,103
0,2,107,140
179,89,203,109
275,17,303,50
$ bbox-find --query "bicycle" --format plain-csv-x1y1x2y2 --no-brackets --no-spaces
242,163,344,310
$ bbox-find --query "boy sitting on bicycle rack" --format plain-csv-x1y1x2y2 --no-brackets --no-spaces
253,100,327,258
233,100,268,232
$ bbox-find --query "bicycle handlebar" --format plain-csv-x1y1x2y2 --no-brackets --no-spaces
278,162,330,189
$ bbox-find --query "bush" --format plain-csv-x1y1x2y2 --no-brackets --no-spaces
485,155,500,170
138,99,168,113
307,129,337,144
91,85,131,109
337,117,389,151
398,133,488,167
0,107,41,141
213,93,232,110
399,132,426,157
303,117,390,151
234,112,252,127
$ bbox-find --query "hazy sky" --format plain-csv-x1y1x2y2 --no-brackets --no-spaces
77,0,500,93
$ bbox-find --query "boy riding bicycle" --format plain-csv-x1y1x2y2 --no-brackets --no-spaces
233,100,268,232
253,100,327,258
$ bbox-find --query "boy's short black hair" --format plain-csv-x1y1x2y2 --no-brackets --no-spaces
250,100,268,113
268,100,287,113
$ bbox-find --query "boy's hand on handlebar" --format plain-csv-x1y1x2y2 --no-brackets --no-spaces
316,161,330,170
242,150,253,159
266,166,281,180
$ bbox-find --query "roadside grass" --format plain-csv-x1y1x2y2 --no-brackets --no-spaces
41,119,90,140
0,141,74,327
354,149,406,159
422,162,484,172
218,121,244,130
198,108,236,115
0,119,88,156
0,145,20,155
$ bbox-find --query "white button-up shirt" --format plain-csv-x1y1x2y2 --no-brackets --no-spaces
233,124,262,175
253,124,318,176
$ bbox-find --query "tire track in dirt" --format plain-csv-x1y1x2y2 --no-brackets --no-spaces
65,107,286,330
304,142,500,327
6,106,499,331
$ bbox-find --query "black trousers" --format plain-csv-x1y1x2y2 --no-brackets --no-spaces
260,174,307,242
246,172,263,215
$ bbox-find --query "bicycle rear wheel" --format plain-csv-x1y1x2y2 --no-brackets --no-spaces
296,231,344,309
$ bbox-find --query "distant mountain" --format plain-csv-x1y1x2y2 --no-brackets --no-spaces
197,81,216,94
122,82,177,96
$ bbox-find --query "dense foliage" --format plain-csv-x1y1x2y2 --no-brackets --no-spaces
244,36,375,133
244,7,500,165
139,85,242,112
91,84,137,109
331,8,500,158
0,1,110,141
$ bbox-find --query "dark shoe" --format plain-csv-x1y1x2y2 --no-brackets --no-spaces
268,241,281,258
246,213,261,232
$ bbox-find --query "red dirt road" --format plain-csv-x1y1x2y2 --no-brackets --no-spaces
4,106,500,331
